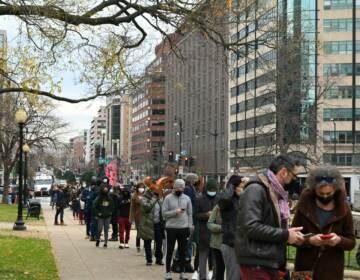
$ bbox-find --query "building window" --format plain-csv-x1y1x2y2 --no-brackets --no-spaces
323,18,360,32
324,0,360,10
151,131,165,137
323,153,360,166
152,109,165,115
323,63,360,76
323,131,360,143
324,41,360,54
323,108,360,121
325,86,360,99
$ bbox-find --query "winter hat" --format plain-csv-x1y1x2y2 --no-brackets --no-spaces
185,173,199,184
205,179,218,192
174,179,185,190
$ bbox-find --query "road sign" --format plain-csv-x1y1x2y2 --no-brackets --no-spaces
178,165,184,174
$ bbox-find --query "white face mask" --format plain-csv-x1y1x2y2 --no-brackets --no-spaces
138,188,145,194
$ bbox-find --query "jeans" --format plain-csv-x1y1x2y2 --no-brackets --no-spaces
118,217,131,243
55,207,64,223
154,222,164,262
165,228,190,273
240,266,277,280
111,215,118,239
97,217,111,243
220,244,240,280
212,248,225,280
85,211,91,236
90,215,97,238
144,239,153,263
199,248,213,280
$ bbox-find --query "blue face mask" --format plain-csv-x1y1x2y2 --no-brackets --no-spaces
207,191,217,197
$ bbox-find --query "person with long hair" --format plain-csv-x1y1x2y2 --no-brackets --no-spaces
292,165,355,279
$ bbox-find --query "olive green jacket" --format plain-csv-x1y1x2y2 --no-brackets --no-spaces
138,190,158,240
207,204,223,250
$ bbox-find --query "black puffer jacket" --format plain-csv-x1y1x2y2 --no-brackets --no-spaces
218,184,239,247
235,175,289,270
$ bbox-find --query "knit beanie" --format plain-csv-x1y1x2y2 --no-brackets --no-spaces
174,179,185,190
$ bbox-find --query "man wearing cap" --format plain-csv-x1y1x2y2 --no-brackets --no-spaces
163,179,193,280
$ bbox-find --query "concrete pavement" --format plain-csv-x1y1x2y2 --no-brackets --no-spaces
42,202,165,280
41,201,360,280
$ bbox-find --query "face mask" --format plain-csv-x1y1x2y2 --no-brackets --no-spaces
316,194,334,205
207,191,217,197
138,188,145,194
174,191,182,196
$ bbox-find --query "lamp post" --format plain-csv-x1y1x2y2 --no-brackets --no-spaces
330,118,337,164
23,143,30,205
174,116,184,165
14,108,27,231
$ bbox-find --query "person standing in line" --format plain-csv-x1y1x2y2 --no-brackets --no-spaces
195,179,219,280
236,155,304,280
207,204,224,280
153,190,165,265
163,179,193,280
217,175,246,280
130,183,145,253
109,187,119,241
54,185,67,226
138,186,159,265
81,179,95,239
292,166,355,280
93,184,114,248
118,186,132,249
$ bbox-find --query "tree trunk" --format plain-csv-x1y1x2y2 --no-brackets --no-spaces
1,165,11,204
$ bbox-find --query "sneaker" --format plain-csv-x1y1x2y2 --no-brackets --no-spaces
164,272,172,280
54,222,59,225
180,272,188,280
191,272,198,280
207,271,213,280
103,243,107,248
90,237,96,242
119,243,125,249
109,237,118,242
156,260,164,265
96,240,100,247
146,261,152,266
125,243,130,249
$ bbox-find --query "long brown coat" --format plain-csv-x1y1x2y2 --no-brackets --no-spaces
291,188,355,280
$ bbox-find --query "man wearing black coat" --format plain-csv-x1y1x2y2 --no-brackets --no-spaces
195,179,219,280
54,186,67,225
218,175,245,280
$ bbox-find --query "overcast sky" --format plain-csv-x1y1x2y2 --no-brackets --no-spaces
1,16,105,141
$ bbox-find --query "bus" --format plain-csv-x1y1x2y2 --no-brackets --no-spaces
34,172,53,196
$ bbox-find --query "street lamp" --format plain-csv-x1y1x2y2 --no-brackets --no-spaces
14,108,27,231
22,143,30,205
330,118,337,165
174,116,184,164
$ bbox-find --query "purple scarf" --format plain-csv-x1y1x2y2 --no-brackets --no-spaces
266,169,290,221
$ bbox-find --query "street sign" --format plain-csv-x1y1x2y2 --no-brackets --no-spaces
178,165,184,174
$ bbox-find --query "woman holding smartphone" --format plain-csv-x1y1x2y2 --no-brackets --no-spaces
291,165,355,280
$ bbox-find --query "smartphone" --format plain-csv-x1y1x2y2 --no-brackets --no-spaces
320,234,334,240
181,208,186,211
303,233,314,238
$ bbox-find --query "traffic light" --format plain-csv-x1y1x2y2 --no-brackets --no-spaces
95,145,100,159
168,151,174,162
101,147,105,159
152,150,159,161
189,157,195,167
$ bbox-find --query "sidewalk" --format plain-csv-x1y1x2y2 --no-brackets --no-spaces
42,203,165,280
